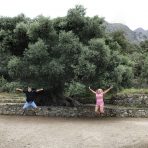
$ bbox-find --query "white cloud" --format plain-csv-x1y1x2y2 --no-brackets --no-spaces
0,0,148,30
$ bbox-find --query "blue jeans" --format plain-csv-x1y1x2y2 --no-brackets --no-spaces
23,101,37,109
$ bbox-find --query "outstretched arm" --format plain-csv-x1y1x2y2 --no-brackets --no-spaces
16,88,23,92
36,88,43,92
103,86,113,94
89,86,96,94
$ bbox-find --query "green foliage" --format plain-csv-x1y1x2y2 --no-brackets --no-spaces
114,65,133,87
0,30,14,52
65,81,86,97
55,31,82,82
112,31,128,49
2,82,23,92
0,76,7,87
27,16,58,47
53,17,67,33
88,38,110,66
66,5,105,44
66,5,86,33
0,5,147,98
24,39,49,63
0,48,11,77
0,14,27,31
141,56,148,83
8,56,22,78
74,49,96,82
80,16,105,43
0,76,22,92
13,22,29,55
140,40,148,52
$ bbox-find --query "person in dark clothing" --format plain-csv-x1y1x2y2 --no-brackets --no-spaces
16,87,43,113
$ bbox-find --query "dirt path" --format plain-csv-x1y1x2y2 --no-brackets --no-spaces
0,115,148,148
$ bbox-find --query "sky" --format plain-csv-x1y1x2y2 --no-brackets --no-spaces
0,0,148,30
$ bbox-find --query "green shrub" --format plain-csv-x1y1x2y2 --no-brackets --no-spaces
1,81,23,92
65,81,86,97
0,76,7,87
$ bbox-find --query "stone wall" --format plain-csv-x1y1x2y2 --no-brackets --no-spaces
110,94,148,107
1,103,148,118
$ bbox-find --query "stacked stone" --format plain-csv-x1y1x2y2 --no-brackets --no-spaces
109,94,148,117
0,94,148,118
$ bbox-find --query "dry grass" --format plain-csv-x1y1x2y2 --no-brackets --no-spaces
117,88,148,95
0,92,25,100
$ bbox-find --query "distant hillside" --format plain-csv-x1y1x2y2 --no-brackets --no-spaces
104,22,148,44
134,27,148,42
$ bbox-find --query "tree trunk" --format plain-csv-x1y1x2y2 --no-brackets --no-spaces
35,89,81,107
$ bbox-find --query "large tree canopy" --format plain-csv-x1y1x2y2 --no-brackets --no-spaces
0,5,147,105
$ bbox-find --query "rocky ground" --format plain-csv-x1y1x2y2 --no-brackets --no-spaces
0,115,148,148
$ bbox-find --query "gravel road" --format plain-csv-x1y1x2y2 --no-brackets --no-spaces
0,115,148,148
